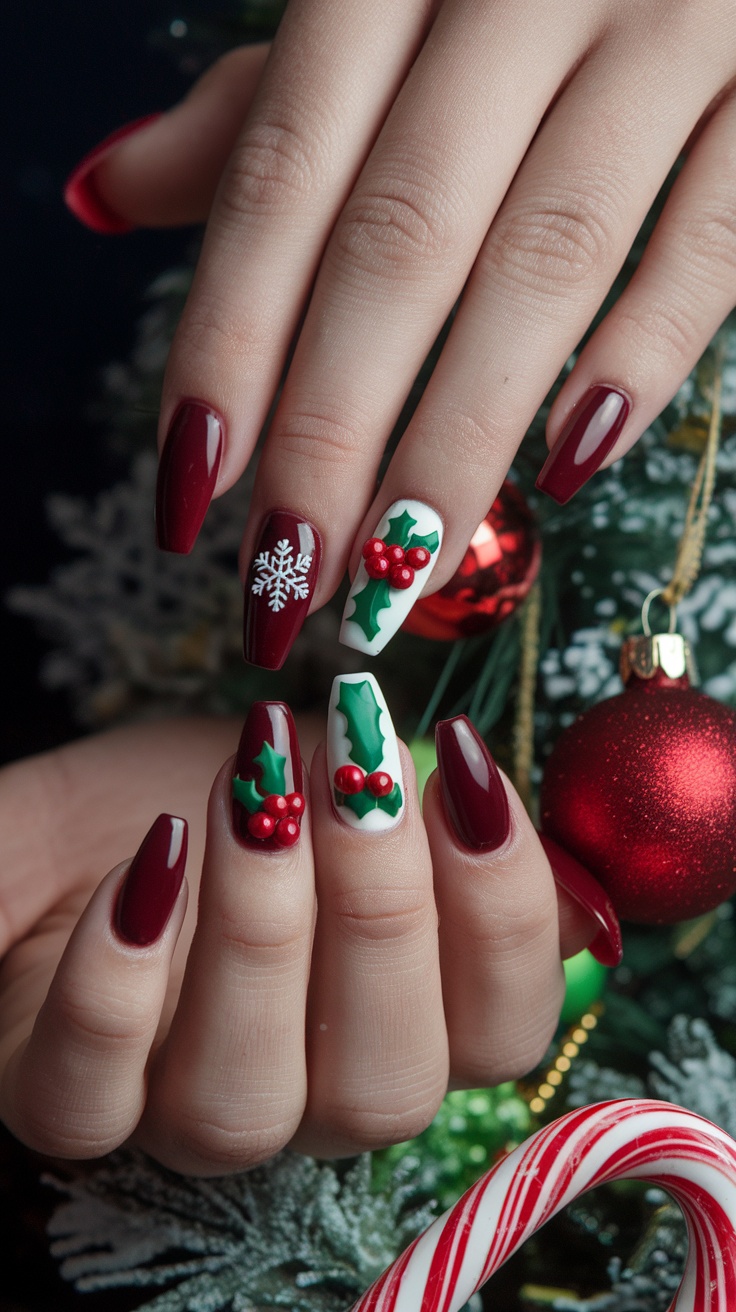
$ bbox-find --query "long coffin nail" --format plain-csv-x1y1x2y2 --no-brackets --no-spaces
538,833,623,967
243,511,322,669
232,702,305,850
115,813,187,946
340,498,443,655
327,673,404,832
535,386,631,505
64,114,162,234
155,401,223,553
435,715,510,852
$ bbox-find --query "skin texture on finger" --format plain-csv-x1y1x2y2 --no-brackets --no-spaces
138,749,316,1176
0,845,187,1159
293,742,447,1159
159,0,435,499
245,0,595,606
547,87,736,467
358,17,735,571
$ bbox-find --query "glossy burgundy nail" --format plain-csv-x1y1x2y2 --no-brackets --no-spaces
538,833,623,967
536,386,631,505
64,114,162,234
244,511,322,669
435,715,511,852
155,401,223,553
115,814,187,946
232,702,305,850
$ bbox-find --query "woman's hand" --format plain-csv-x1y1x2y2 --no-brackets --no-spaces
0,699,619,1176
66,0,736,661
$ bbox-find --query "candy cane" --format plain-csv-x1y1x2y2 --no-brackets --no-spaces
351,1099,736,1312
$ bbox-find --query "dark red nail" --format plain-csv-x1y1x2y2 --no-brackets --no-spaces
64,114,162,234
435,715,510,852
155,401,223,553
536,386,631,505
243,511,322,669
115,814,187,946
232,702,305,850
538,833,623,967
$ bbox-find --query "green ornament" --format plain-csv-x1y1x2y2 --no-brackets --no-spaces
560,949,608,1025
409,737,438,803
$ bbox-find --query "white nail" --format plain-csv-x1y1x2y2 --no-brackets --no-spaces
340,499,443,655
327,673,404,832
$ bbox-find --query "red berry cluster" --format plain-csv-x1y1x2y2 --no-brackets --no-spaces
334,765,394,797
247,791,305,846
362,538,431,589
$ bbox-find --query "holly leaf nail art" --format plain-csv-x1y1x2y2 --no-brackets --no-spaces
349,578,392,642
383,509,417,548
232,774,265,815
406,529,440,555
337,780,404,820
337,679,385,773
253,741,288,797
377,782,403,816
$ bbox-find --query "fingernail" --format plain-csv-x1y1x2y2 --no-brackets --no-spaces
64,114,162,234
536,386,631,504
340,499,443,655
243,511,322,669
538,833,623,967
155,401,223,553
435,715,510,852
114,814,187,946
232,702,305,850
327,673,404,831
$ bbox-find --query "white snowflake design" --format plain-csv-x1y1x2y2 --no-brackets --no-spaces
251,538,313,612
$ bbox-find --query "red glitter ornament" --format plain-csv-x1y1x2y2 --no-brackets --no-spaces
540,633,736,924
402,480,540,640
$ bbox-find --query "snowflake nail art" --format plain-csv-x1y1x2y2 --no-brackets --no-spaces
244,512,322,670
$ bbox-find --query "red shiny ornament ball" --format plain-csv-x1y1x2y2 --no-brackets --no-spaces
540,670,736,924
334,764,365,794
402,480,540,640
384,544,406,566
262,793,289,818
362,537,386,560
389,563,415,589
247,811,277,840
405,546,431,570
365,770,394,797
365,554,391,580
286,791,306,817
274,817,301,847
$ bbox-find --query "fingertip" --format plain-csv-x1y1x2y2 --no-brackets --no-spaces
64,114,163,233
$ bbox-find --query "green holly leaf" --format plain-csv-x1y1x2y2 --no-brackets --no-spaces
348,578,392,643
232,774,264,815
338,789,378,820
377,782,403,816
406,529,440,556
337,679,385,772
254,741,287,796
383,509,417,549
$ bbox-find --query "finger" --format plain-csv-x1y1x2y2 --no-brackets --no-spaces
65,45,272,232
139,703,315,1176
293,674,447,1158
425,717,620,1088
246,0,593,647
0,815,188,1158
156,0,432,554
540,88,736,501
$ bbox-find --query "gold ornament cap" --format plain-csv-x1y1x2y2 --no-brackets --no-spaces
620,632,698,685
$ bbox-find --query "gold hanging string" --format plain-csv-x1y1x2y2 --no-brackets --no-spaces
512,581,542,814
661,343,724,608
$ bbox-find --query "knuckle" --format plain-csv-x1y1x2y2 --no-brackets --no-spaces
333,176,459,280
221,117,322,219
333,885,434,945
217,905,306,962
487,192,615,292
55,981,155,1051
324,1096,443,1153
615,298,699,368
682,204,736,274
274,407,368,469
452,1009,560,1088
174,1107,295,1174
176,294,261,368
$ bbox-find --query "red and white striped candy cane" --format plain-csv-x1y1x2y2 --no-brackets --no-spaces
351,1099,736,1312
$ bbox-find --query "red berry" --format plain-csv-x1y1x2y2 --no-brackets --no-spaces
334,764,365,794
247,811,276,840
262,793,289,818
389,563,415,589
362,537,386,560
405,546,431,570
285,792,306,817
274,816,301,847
384,544,405,566
365,770,393,797
365,554,390,580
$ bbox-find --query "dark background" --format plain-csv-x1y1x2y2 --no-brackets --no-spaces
2,1,197,765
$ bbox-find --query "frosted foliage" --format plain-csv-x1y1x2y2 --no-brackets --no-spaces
45,1150,435,1312
545,1204,688,1311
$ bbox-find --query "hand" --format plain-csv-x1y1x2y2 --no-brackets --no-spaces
0,700,619,1176
66,1,736,661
